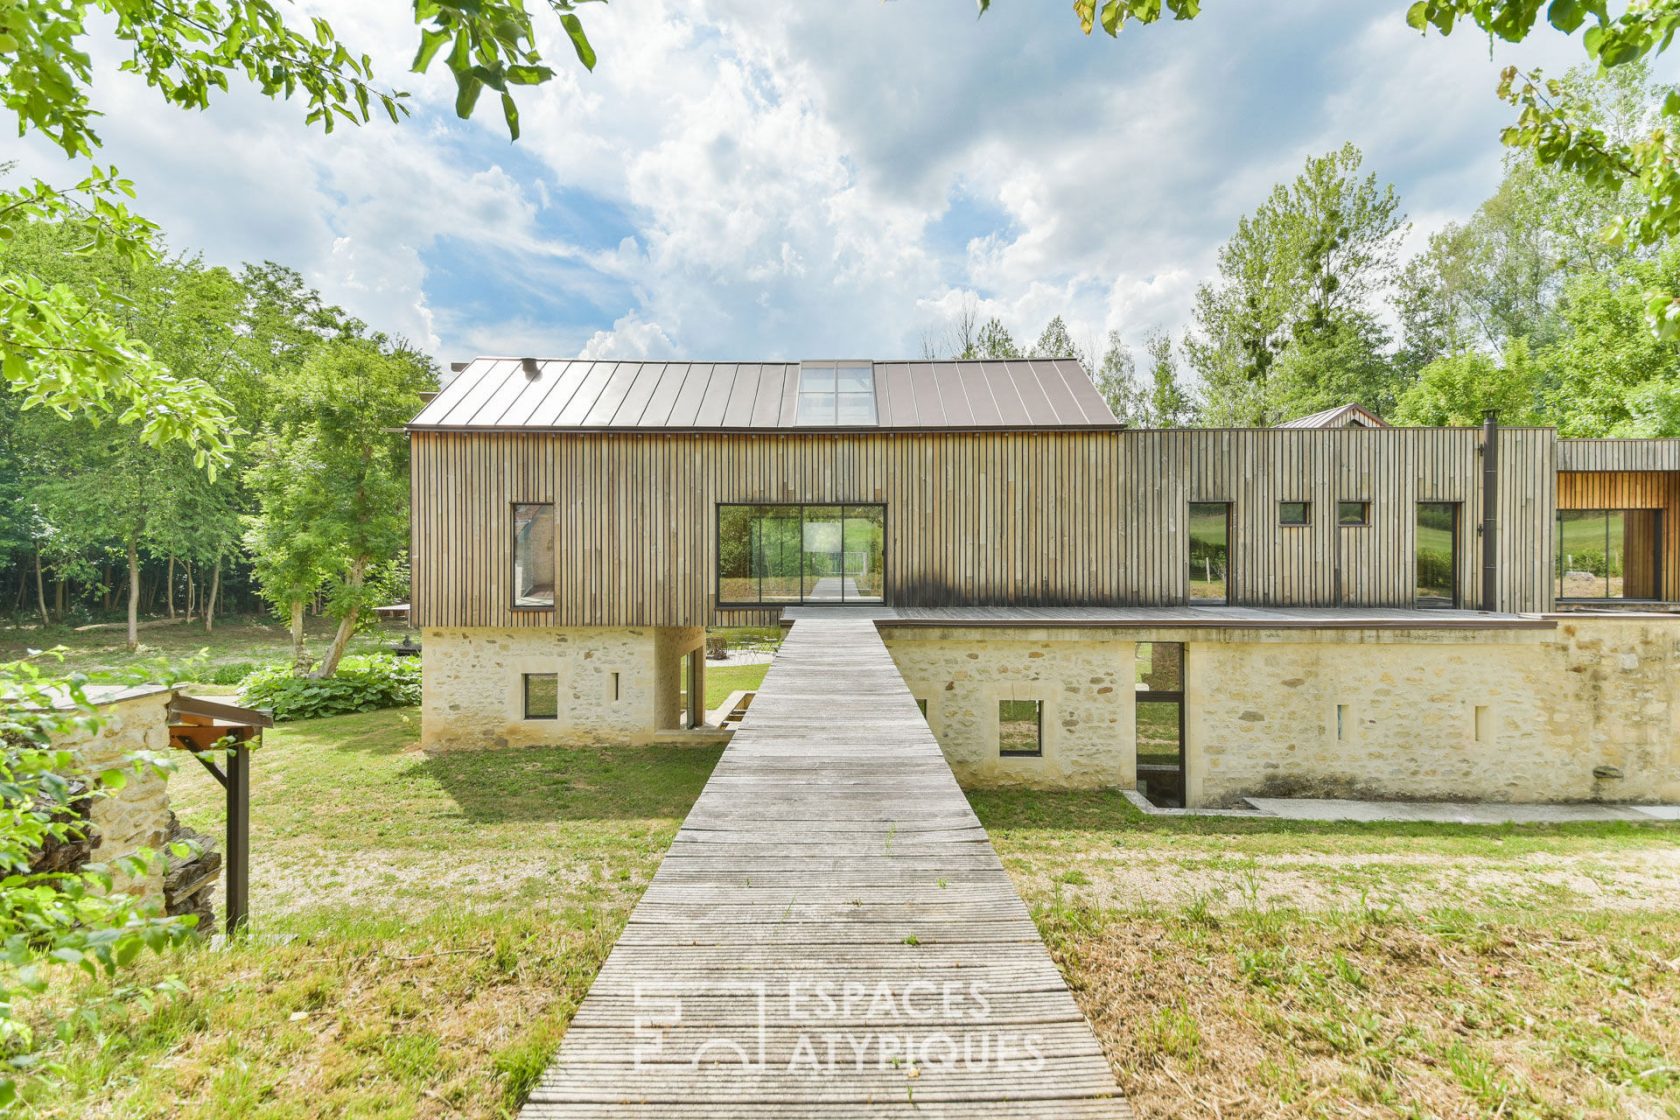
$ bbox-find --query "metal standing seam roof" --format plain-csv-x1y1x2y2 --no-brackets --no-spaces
1275,402,1390,429
408,357,1122,431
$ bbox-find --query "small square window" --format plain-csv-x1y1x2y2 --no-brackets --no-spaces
999,699,1043,757
524,673,558,720
1338,501,1370,526
1279,501,1310,526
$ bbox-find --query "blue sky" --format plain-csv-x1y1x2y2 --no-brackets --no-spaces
17,1,1589,372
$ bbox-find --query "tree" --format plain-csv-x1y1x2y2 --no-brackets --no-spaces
1394,342,1543,427
248,341,434,678
1030,0,1680,336
1030,316,1085,364
1397,63,1659,372
974,318,1022,359
1541,247,1680,436
1187,145,1405,425
1143,332,1193,427
1090,332,1147,425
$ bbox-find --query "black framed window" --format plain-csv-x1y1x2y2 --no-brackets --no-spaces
795,363,877,425
1279,501,1310,526
717,504,885,606
1557,508,1663,600
999,700,1043,757
523,673,558,720
1188,502,1230,603
1415,502,1459,608
1337,501,1370,526
513,503,555,608
1136,642,1186,809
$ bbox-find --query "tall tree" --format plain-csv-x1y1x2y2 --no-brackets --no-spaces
974,318,1022,359
1090,331,1147,425
1143,332,1194,428
249,341,434,677
1030,316,1086,364
1187,144,1405,425
1394,342,1543,427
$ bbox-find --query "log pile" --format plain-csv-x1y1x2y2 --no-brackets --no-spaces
163,812,221,931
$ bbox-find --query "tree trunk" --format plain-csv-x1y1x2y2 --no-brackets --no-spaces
184,561,195,622
314,559,366,679
290,600,308,675
166,555,175,619
204,549,223,633
126,539,140,652
54,577,64,621
34,550,48,626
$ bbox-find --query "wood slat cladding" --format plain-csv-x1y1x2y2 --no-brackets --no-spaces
1558,471,1680,601
1559,439,1680,472
412,427,1562,629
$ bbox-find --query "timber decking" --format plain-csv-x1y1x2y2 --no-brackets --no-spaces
520,617,1132,1119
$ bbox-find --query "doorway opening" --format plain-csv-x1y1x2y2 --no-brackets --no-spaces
1136,642,1186,808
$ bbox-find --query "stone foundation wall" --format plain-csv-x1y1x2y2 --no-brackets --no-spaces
1185,617,1680,807
421,626,705,749
55,691,174,907
882,631,1132,788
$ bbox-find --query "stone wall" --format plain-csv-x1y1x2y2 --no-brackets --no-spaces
1185,617,1680,806
421,626,705,749
54,690,174,907
882,631,1132,788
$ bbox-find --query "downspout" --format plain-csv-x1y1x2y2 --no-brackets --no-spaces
1481,411,1499,612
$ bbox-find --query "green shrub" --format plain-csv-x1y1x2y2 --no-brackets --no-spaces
203,661,257,686
239,654,420,721
1416,546,1455,590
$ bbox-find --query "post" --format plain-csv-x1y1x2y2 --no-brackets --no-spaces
687,647,705,729
1481,410,1499,612
225,735,250,935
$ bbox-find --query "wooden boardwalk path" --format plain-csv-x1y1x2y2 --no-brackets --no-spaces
521,616,1132,1118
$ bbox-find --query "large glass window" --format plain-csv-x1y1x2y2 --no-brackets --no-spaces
795,363,877,425
1188,502,1230,603
513,503,555,608
717,504,885,605
1415,502,1458,608
1557,509,1663,600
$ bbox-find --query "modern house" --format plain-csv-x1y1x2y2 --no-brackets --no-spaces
409,357,1680,807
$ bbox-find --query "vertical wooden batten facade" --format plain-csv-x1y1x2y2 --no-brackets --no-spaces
410,425,1565,629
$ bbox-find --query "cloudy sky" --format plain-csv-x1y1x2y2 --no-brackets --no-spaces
17,1,1587,371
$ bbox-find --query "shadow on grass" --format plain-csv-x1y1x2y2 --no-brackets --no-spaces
420,742,723,823
964,785,1680,843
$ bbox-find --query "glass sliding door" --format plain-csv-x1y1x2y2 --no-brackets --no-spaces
843,505,884,602
1557,508,1663,600
1415,502,1458,607
717,504,886,606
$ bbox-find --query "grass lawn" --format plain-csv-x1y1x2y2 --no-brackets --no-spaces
26,708,720,1119
704,662,767,710
0,615,398,683
972,788,1680,1119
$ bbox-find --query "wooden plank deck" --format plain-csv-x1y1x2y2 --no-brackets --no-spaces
520,616,1132,1118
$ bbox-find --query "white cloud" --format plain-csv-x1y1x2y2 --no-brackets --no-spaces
7,0,1605,371
578,313,677,360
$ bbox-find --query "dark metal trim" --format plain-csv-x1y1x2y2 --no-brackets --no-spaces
714,502,889,609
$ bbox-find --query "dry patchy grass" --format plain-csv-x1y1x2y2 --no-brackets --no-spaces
975,787,1680,1119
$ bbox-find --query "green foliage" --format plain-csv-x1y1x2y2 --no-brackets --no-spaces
239,653,419,721
0,655,196,1102
1395,342,1543,427
1189,144,1406,425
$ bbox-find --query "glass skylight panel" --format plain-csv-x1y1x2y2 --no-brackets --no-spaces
796,362,877,425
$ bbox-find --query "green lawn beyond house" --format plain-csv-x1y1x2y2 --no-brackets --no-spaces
24,708,1680,1119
